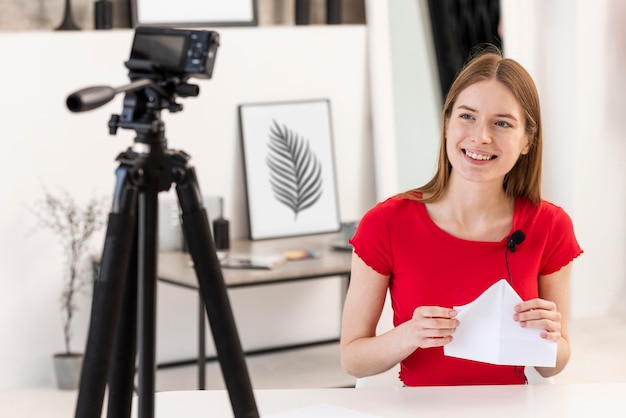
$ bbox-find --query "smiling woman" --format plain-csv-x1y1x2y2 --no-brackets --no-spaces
446,79,531,187
340,46,583,387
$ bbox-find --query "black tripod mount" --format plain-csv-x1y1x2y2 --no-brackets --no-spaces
69,74,259,418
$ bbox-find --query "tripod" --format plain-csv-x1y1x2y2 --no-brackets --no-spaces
70,81,259,418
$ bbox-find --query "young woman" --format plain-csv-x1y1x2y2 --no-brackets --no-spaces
340,47,583,386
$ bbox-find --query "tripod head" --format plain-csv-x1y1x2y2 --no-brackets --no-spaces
66,27,219,138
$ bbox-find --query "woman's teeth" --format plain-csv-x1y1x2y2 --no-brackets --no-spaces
465,150,493,161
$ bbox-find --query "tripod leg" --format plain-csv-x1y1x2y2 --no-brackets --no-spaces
106,241,138,418
176,167,259,418
136,183,160,418
75,167,139,418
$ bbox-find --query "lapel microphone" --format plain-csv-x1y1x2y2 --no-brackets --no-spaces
505,230,525,284
507,230,526,252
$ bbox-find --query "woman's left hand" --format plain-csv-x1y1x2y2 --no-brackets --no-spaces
513,298,562,341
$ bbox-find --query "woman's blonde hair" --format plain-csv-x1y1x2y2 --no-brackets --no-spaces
403,45,542,205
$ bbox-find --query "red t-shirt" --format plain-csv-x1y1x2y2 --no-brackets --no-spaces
350,196,583,386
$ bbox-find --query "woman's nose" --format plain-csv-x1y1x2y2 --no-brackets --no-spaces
471,121,493,144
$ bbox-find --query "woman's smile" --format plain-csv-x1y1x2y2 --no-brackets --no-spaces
463,148,496,161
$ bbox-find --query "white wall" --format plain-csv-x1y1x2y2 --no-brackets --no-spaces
502,0,626,318
365,0,441,200
0,26,375,389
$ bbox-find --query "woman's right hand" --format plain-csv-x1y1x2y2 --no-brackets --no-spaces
408,306,459,348
341,253,459,377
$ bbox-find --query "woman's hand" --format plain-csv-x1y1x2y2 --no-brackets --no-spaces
514,298,562,341
408,306,459,348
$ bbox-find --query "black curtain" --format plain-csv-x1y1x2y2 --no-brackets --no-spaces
427,0,501,99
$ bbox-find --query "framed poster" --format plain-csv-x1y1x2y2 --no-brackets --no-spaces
130,0,258,27
239,99,341,240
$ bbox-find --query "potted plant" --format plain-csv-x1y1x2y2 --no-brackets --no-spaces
33,187,106,390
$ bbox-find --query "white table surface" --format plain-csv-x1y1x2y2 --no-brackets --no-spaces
134,383,626,418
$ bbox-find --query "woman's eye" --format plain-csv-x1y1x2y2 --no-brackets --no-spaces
495,121,510,128
460,113,473,120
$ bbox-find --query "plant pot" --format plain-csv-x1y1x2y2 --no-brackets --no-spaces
53,353,83,390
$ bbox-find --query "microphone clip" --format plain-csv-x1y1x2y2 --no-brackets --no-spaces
507,230,526,253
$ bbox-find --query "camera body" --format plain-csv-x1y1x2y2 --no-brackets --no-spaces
127,27,219,80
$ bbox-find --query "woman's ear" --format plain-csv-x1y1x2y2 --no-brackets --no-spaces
520,135,531,155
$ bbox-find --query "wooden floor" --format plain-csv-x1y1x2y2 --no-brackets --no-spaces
2,315,625,418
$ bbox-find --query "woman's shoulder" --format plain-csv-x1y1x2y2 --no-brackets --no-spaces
517,198,570,216
516,199,582,274
360,192,423,226
373,192,423,212
516,198,574,227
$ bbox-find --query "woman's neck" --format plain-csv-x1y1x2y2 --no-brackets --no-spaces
425,175,515,241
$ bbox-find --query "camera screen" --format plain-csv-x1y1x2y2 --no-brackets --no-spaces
131,33,187,71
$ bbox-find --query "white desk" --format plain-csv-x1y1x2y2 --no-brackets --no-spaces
156,232,352,389
139,384,626,417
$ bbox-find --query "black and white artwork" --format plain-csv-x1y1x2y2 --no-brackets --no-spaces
130,0,258,27
239,99,341,240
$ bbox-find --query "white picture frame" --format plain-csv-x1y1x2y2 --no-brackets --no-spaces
239,99,341,240
130,0,258,27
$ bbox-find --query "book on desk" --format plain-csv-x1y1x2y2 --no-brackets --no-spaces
219,253,288,270
217,248,321,270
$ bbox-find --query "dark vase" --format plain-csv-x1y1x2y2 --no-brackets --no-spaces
326,0,342,24
56,0,81,31
295,0,310,25
95,0,113,29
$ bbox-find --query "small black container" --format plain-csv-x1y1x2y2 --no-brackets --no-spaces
94,0,113,29
213,217,230,250
212,197,230,250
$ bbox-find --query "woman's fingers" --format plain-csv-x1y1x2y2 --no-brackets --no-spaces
514,298,562,341
411,306,459,347
516,298,556,313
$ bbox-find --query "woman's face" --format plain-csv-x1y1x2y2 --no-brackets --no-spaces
445,79,530,187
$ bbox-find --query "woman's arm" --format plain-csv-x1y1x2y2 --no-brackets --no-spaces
514,262,572,377
340,252,458,378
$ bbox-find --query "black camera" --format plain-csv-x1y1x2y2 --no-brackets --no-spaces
67,27,219,113
126,27,220,80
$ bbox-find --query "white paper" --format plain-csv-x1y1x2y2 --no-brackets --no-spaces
444,279,557,367
263,403,381,418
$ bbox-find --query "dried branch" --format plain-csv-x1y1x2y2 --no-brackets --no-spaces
32,187,107,355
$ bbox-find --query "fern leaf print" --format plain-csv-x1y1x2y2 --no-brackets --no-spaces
266,119,324,220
